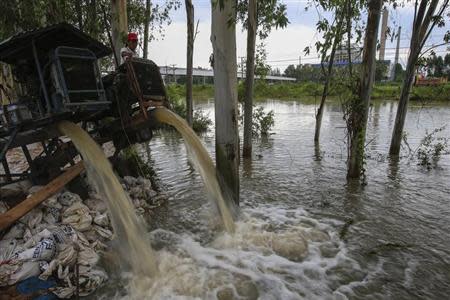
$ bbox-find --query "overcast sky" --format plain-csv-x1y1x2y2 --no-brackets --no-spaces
145,0,449,72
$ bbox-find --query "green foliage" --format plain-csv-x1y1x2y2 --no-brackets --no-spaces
127,0,180,43
166,84,186,115
120,145,157,181
409,84,450,102
239,104,275,136
375,61,389,82
236,0,289,39
192,110,213,133
393,63,406,82
178,82,450,102
0,0,180,67
420,53,450,79
252,106,275,136
166,84,212,132
416,127,449,169
255,43,271,78
303,0,365,66
283,64,325,82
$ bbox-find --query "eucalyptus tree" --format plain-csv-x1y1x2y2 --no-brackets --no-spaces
111,0,128,61
237,0,289,158
143,0,151,59
303,0,363,144
389,0,450,155
346,0,383,178
312,1,346,143
211,0,240,205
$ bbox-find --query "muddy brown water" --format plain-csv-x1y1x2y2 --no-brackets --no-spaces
113,99,449,299
58,121,159,279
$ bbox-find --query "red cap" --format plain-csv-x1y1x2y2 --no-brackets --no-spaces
127,33,138,41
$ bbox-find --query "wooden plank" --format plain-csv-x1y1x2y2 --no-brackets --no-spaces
0,161,84,231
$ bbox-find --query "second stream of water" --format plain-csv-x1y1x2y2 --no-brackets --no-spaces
58,107,239,297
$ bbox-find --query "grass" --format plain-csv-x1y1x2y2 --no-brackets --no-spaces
167,81,450,104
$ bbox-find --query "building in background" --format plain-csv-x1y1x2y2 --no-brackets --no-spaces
334,43,363,64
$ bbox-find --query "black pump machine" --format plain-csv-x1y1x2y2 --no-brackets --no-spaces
0,23,169,186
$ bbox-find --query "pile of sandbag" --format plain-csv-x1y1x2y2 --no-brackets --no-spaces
121,176,166,215
0,175,165,298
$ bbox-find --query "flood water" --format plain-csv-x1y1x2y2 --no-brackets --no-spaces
116,99,450,299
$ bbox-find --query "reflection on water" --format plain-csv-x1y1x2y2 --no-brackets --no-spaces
127,99,449,299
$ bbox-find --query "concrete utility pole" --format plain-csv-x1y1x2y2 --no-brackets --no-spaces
242,0,257,158
111,0,128,66
390,26,401,81
185,0,194,126
379,7,389,61
169,64,177,83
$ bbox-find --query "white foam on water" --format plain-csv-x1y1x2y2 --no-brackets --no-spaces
403,259,418,288
117,205,367,299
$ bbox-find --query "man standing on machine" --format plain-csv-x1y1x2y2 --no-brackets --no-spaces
120,33,138,64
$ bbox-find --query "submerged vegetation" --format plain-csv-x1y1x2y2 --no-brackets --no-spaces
250,106,275,136
166,84,212,132
402,126,449,170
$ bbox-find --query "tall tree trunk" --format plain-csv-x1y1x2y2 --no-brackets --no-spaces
185,0,194,126
242,0,257,158
111,0,128,66
347,0,382,178
314,12,344,143
211,0,240,205
143,0,151,59
389,0,445,155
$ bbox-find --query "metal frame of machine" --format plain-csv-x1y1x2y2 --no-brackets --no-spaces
0,23,168,187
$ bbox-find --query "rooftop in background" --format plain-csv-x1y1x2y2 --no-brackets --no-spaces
159,66,296,82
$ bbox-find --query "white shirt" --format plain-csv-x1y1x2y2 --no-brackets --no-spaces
120,47,138,64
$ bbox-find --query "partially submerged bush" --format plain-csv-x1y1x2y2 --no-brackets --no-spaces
239,105,275,136
165,84,212,133
416,126,449,169
192,109,213,132
252,106,275,136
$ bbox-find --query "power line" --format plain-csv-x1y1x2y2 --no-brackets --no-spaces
267,43,448,64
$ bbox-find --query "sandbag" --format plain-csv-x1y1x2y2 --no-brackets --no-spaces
62,202,92,232
19,208,43,229
17,238,56,262
58,192,82,207
8,261,46,285
50,225,78,246
93,212,109,227
78,247,99,266
43,207,62,225
0,239,20,261
84,198,107,214
78,266,108,296
55,244,77,267
22,229,53,248
3,223,25,240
